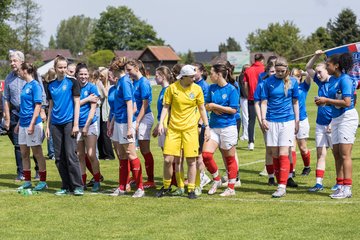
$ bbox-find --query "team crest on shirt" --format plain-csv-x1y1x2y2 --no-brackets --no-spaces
62,84,67,91
84,90,89,96
189,92,195,99
25,88,31,94
222,94,227,99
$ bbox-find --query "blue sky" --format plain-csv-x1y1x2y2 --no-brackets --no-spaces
34,0,360,53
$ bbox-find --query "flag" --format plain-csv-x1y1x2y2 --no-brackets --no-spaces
325,43,360,82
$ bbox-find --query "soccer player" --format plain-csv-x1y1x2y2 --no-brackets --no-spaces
260,57,299,198
126,60,155,189
158,65,210,199
16,62,47,191
202,62,240,196
306,50,333,192
108,57,145,198
314,52,358,199
46,55,83,196
254,61,276,185
75,63,102,192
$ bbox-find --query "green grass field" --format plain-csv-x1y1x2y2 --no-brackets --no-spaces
0,84,359,239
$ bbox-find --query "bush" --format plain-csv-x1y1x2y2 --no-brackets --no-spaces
88,50,115,69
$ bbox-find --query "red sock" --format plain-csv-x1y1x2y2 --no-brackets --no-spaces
85,154,94,175
170,162,177,186
130,158,143,190
316,169,325,178
39,171,46,181
291,151,297,172
343,178,352,186
301,151,310,167
336,178,344,185
82,174,87,185
93,172,101,182
278,155,290,185
225,156,237,189
24,170,31,181
266,164,274,175
119,159,129,190
127,160,131,184
142,152,154,182
273,158,280,183
202,152,220,181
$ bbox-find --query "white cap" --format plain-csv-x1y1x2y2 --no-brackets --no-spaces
176,64,196,79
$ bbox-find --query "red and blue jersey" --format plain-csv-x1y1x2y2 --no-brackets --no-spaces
313,75,332,125
19,80,42,127
79,82,99,128
114,75,135,124
206,83,239,128
133,76,152,117
261,75,299,122
48,76,80,125
157,86,168,121
298,81,310,121
328,73,357,118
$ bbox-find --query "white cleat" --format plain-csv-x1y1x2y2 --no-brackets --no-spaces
220,188,236,197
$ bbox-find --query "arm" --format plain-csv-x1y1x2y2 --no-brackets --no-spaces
80,94,99,106
158,104,170,136
46,100,53,139
135,100,148,130
304,74,312,86
3,100,10,130
82,102,97,136
292,99,300,134
72,96,80,136
205,103,237,114
254,101,264,133
27,103,42,135
198,104,210,142
315,96,351,108
306,50,323,79
260,99,269,131
126,100,134,139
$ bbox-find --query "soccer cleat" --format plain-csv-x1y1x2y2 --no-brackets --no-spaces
221,176,229,187
194,187,202,196
342,187,352,198
200,172,211,189
132,188,145,198
331,184,340,191
17,181,32,191
248,142,255,151
259,167,268,176
308,183,324,192
91,182,101,192
272,187,286,198
74,187,84,196
208,180,221,195
287,178,298,188
55,189,70,196
235,179,242,187
301,167,311,176
220,188,236,197
109,187,125,196
171,187,185,196
155,186,172,198
15,175,25,182
143,181,156,189
268,177,276,186
86,175,104,187
292,171,296,178
33,181,48,191
188,191,197,199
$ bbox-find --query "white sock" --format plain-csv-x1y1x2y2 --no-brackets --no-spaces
316,177,323,185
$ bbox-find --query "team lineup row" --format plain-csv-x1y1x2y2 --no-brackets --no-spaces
3,50,357,199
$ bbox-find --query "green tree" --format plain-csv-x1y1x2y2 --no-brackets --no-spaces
0,0,19,59
246,21,303,59
219,37,242,52
327,8,360,46
309,27,335,50
48,35,56,49
88,50,115,69
11,0,42,55
92,6,164,51
56,15,95,55
179,50,195,64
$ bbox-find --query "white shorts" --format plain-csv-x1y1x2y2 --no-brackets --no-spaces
266,120,295,147
210,125,238,150
315,124,332,148
111,121,136,144
19,122,44,147
296,118,310,139
331,108,359,145
137,112,154,141
77,122,98,142
158,132,166,148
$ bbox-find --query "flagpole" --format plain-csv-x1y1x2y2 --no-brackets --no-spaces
291,42,360,62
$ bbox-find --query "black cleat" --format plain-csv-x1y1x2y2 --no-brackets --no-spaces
268,177,276,186
287,177,298,188
301,167,311,176
188,191,197,199
86,175,104,187
156,186,172,198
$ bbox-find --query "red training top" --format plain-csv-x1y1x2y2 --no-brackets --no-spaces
244,61,265,100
